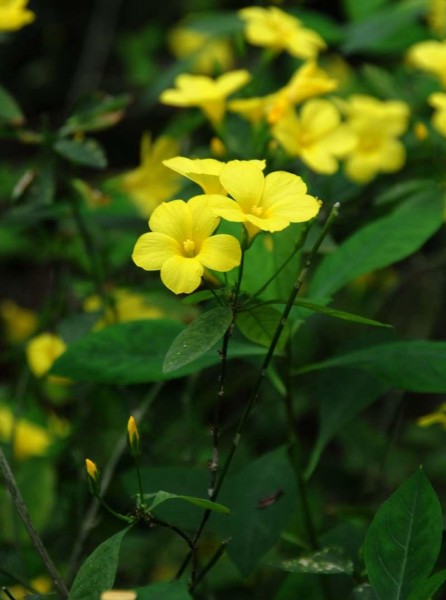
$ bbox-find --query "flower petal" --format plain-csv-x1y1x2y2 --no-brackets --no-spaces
132,232,180,270
160,255,204,294
262,171,321,221
149,200,192,241
163,156,227,194
208,195,247,222
220,161,264,211
198,234,241,271
188,195,220,242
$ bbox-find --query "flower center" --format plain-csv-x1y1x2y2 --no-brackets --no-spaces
183,238,196,256
251,205,263,217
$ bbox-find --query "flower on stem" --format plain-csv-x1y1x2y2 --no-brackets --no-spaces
340,94,410,183
429,92,446,137
127,416,141,457
0,299,37,343
208,161,321,240
407,39,446,87
163,156,266,195
0,0,35,31
115,133,182,218
159,70,251,125
238,6,326,59
168,23,233,74
271,99,356,174
85,458,101,494
132,196,242,294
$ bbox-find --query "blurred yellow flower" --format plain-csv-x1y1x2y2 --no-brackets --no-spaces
238,6,326,59
0,0,35,31
413,121,429,141
341,95,410,184
271,99,356,174
160,70,251,124
417,403,446,428
101,592,136,600
0,405,51,460
427,0,446,36
26,332,67,378
117,133,182,218
84,289,163,328
429,92,446,136
407,39,446,88
208,161,321,239
168,24,233,74
132,196,242,294
7,575,52,600
163,156,266,195
0,299,37,343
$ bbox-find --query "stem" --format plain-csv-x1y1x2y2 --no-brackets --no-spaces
135,459,145,505
95,496,132,524
192,539,230,590
0,448,69,600
152,518,194,551
2,588,17,600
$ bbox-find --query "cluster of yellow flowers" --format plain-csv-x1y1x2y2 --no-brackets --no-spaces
132,157,321,294
0,0,34,31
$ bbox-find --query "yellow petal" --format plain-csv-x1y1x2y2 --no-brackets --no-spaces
262,171,321,221
198,234,241,271
219,162,264,212
160,255,204,294
208,195,247,222
188,195,220,243
132,232,179,270
149,200,192,240
163,156,227,194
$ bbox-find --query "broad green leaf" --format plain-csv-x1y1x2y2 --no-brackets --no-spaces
51,319,265,384
306,369,389,479
162,306,232,373
342,0,389,21
364,468,442,600
60,93,130,135
144,490,229,515
309,192,443,301
274,547,354,576
296,341,446,393
68,527,132,600
214,447,298,576
237,305,289,350
375,180,436,206
137,581,191,599
408,569,446,600
53,137,107,169
0,85,24,124
274,573,327,600
292,299,391,328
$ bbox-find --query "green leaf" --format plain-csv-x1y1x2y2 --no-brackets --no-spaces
60,92,130,135
274,547,354,576
51,319,265,384
68,527,132,600
137,581,191,599
144,490,229,515
342,0,389,21
309,191,444,302
364,468,442,600
162,306,232,373
305,369,389,479
214,447,298,576
0,84,24,125
53,137,107,169
296,341,446,393
293,299,391,328
375,180,436,206
237,305,289,350
408,569,446,600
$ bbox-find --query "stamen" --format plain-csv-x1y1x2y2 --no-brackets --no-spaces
251,205,263,216
183,239,196,255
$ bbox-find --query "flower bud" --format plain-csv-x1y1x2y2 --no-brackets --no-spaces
127,416,141,457
85,458,100,494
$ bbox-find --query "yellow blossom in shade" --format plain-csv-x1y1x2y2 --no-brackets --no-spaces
0,299,37,343
85,458,99,480
8,576,52,600
84,289,163,329
101,592,137,600
163,156,266,195
407,39,446,88
341,95,410,184
168,24,233,74
132,196,242,294
238,6,326,59
417,403,446,428
0,0,35,31
427,0,446,36
414,121,429,141
127,416,141,456
117,133,182,218
208,161,321,240
26,332,67,378
0,406,52,460
271,99,356,174
159,70,251,125
429,92,446,137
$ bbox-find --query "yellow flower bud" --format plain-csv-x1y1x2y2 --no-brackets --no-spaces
127,416,141,457
85,458,100,494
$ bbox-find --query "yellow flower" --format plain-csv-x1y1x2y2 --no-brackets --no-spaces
413,121,429,141
429,92,446,137
238,6,326,59
168,24,233,74
0,299,37,343
101,592,136,600
407,39,446,88
127,416,141,456
0,0,35,31
84,289,163,328
417,403,446,428
132,196,242,294
427,0,446,36
163,156,266,195
85,458,99,480
26,332,67,378
341,95,410,184
117,133,182,218
7,576,52,600
208,161,321,240
0,405,52,460
159,70,251,124
271,99,356,174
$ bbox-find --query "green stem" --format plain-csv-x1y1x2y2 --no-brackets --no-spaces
192,538,230,590
135,459,145,506
95,495,132,524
